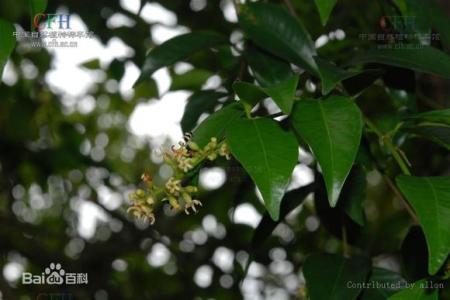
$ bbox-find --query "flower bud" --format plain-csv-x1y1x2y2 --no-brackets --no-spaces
168,196,181,210
136,189,145,197
187,141,200,151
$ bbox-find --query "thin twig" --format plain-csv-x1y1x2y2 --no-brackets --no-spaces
383,175,419,223
283,0,297,16
364,115,411,175
417,89,446,110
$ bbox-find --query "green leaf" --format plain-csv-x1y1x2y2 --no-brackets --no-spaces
391,0,431,40
135,31,227,85
427,0,450,50
303,254,371,300
108,59,125,81
226,118,298,220
252,183,315,249
339,165,367,226
316,58,358,94
401,226,429,281
396,175,450,274
29,0,47,23
239,2,318,75
170,69,213,91
403,110,450,149
342,69,384,96
181,91,227,133
192,102,244,148
291,96,363,206
388,279,438,300
351,47,450,80
393,0,450,49
133,78,159,100
245,46,294,87
314,173,364,244
406,109,450,126
81,59,101,70
0,19,16,77
314,0,338,26
233,77,299,117
316,58,383,95
405,124,450,150
244,47,299,114
233,81,267,115
262,75,299,115
360,268,407,300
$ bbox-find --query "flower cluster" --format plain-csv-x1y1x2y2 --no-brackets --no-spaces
163,137,230,174
127,137,231,224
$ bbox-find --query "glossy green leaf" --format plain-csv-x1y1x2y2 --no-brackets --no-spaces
0,19,16,77
245,47,294,87
351,47,450,80
135,31,227,85
192,102,244,148
314,0,337,26
239,2,318,75
361,268,407,300
252,183,315,249
291,96,363,206
388,279,438,300
226,118,298,220
303,254,371,300
181,90,227,133
396,175,450,274
233,81,267,115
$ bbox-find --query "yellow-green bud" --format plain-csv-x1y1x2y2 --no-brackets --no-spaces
168,196,181,210
136,189,145,197
184,186,198,193
187,141,200,151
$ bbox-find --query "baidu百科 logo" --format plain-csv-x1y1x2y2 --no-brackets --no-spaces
22,263,88,285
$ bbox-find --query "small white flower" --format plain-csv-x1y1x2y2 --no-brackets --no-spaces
178,158,194,172
165,177,181,195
